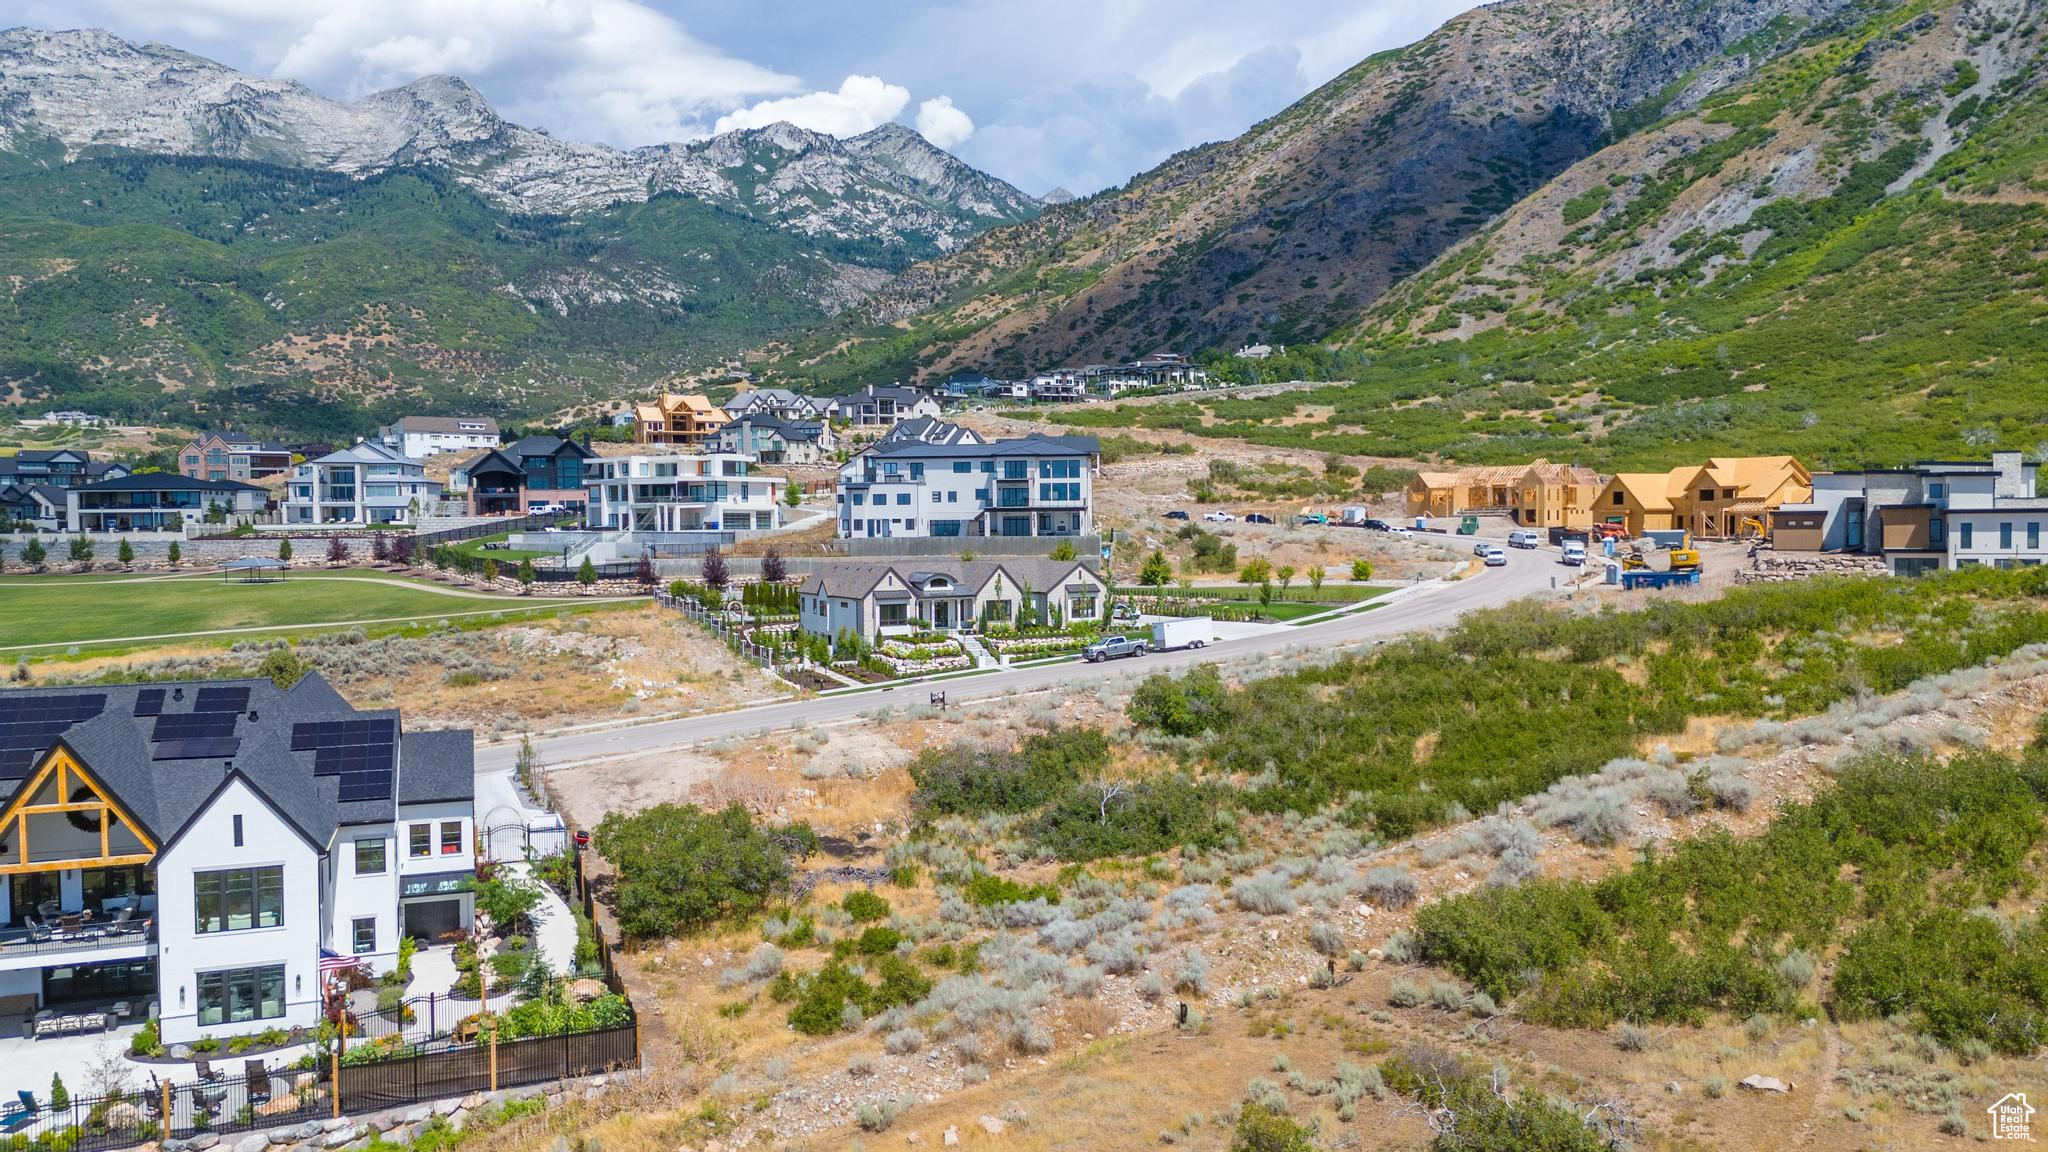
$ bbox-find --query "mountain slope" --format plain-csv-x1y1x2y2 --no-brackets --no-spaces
0,28,1041,250
1044,0,2048,471
771,0,1862,386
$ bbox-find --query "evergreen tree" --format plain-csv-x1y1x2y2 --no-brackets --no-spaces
1350,558,1374,582
517,558,536,593
701,546,730,591
68,536,94,565
577,556,597,586
22,537,46,567
117,538,135,567
761,545,788,585
1139,549,1173,591
167,540,182,566
278,538,293,563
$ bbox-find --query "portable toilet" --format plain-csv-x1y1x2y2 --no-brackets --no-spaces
1414,516,1429,532
1603,559,1623,586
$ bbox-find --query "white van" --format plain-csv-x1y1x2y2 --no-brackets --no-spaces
1507,530,1543,549
1561,541,1587,566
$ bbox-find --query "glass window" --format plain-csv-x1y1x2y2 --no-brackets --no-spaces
409,824,432,858
441,822,463,855
2031,523,2041,551
196,965,286,1026
354,838,386,875
1961,523,1974,549
896,493,911,506
2001,522,2013,549
193,866,283,933
353,917,377,955
953,461,971,473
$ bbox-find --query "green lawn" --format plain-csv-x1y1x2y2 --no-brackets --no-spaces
0,573,601,652
445,534,560,563
1114,582,1392,604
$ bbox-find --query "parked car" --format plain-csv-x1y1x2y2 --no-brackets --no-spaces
1202,511,1236,523
1507,530,1543,549
1561,541,1588,566
1082,635,1150,662
1387,526,1413,538
1165,510,1190,521
1244,513,1275,524
1483,546,1508,567
1473,539,1496,556
1361,518,1392,531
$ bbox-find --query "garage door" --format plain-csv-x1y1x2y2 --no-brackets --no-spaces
403,899,462,942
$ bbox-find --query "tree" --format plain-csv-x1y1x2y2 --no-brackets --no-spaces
204,500,226,525
1048,538,1078,562
466,872,543,933
577,556,598,586
48,1073,68,1112
326,536,350,565
371,533,389,562
701,546,730,592
516,558,536,593
1239,557,1272,585
592,802,816,939
68,536,94,565
22,537,45,568
761,545,788,585
1351,558,1374,582
1140,549,1173,593
1276,565,1295,596
257,647,308,689
1308,564,1326,594
278,538,293,563
391,534,415,565
784,479,803,508
634,552,657,589
167,540,182,566
1257,579,1275,612
117,539,134,568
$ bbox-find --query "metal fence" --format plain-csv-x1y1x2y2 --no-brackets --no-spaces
413,512,573,549
336,1020,637,1113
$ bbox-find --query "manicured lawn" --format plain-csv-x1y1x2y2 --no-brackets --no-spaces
445,534,560,563
1113,582,1391,604
0,573,595,651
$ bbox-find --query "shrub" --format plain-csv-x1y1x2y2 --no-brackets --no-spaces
961,873,1060,907
1230,1102,1316,1152
1360,866,1418,909
883,1027,925,1055
1174,948,1211,996
592,802,817,939
1774,949,1815,989
847,1052,877,1078
1307,922,1347,957
1388,978,1424,1008
842,890,891,923
856,1100,899,1132
909,727,1110,815
1232,871,1297,915
1614,1023,1651,1052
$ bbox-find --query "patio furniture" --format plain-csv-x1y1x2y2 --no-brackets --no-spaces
36,901,59,921
195,1059,222,1083
58,914,82,933
31,1010,109,1036
245,1061,271,1106
109,906,134,927
112,1001,132,1021
1,1091,37,1133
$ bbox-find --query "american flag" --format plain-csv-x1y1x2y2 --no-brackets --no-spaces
318,948,358,975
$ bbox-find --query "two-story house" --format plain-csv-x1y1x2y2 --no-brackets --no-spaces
68,474,269,532
879,417,981,447
713,417,838,466
799,558,1109,640
584,453,787,532
835,435,1098,540
0,676,475,1044
835,385,940,429
179,433,294,482
284,442,443,525
0,450,129,491
377,417,501,460
1594,456,1812,538
721,389,830,423
632,394,730,447
1769,452,2044,575
451,436,596,516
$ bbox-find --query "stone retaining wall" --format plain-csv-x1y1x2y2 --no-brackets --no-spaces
1735,549,1890,584
152,1075,622,1152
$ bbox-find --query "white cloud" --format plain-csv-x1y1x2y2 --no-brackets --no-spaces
712,74,909,137
914,95,974,148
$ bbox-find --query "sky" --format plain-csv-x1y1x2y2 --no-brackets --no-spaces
12,0,1481,196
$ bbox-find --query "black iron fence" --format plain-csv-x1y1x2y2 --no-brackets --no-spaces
412,512,575,549
337,1021,636,1113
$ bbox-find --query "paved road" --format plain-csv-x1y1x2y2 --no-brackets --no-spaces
475,542,1573,777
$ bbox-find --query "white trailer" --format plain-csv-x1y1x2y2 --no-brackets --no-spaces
1151,616,1215,651
1341,506,1369,526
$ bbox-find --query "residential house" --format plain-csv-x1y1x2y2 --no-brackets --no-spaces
0,449,128,490
835,385,940,428
1405,460,1604,529
939,370,1004,399
1234,343,1278,360
0,483,65,530
377,416,501,460
450,436,596,516
1593,456,1812,538
38,411,109,427
713,416,837,466
800,559,1109,641
1125,351,1208,388
721,388,828,422
1026,370,1088,403
283,442,442,526
836,434,1098,540
633,394,731,446
179,432,294,482
880,417,982,447
584,453,787,532
1769,452,2043,575
68,474,267,532
0,675,476,1043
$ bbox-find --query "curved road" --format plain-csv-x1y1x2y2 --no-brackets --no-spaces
475,542,1573,778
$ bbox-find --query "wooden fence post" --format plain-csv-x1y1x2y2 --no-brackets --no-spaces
331,1017,343,1118
160,1079,173,1143
488,1023,499,1092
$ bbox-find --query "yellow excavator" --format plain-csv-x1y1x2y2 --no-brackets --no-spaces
1736,516,1769,543
1622,532,1700,573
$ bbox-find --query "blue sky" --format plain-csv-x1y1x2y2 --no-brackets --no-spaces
16,0,1480,195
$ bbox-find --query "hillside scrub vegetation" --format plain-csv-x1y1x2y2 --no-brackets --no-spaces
1414,749,2048,1053
592,802,819,940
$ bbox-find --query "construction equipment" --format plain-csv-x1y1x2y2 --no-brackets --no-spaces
1457,514,1480,535
1736,516,1769,542
1622,531,1701,586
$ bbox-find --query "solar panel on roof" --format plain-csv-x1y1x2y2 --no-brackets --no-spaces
152,711,238,741
153,737,241,761
0,693,108,778
194,686,251,713
133,689,166,717
293,717,396,801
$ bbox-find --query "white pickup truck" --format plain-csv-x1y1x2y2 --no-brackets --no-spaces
1151,616,1214,651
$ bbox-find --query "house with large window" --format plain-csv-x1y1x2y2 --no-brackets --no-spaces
720,389,830,423
799,558,1108,641
283,442,443,525
0,676,475,1044
450,436,596,516
179,432,294,482
712,416,837,466
67,474,268,532
0,450,129,491
583,453,788,532
1768,452,2043,575
835,385,941,429
835,435,1098,540
377,417,501,460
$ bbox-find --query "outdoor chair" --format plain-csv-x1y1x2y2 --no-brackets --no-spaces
1,1091,36,1133
58,914,82,934
245,1061,271,1106
195,1058,222,1083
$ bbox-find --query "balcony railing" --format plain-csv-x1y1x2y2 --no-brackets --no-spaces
0,917,155,959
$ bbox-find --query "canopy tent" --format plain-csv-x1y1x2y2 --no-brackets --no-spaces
220,556,289,584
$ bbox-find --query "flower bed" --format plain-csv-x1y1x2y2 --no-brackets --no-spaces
986,634,1092,658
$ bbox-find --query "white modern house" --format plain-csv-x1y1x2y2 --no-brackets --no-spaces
67,474,269,532
284,442,443,525
835,435,1098,540
0,676,476,1044
835,385,941,428
1768,452,2044,575
377,416,501,460
583,453,788,532
712,416,838,466
800,558,1109,640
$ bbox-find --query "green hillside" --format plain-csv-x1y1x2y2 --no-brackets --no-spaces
0,153,886,436
1042,0,2048,471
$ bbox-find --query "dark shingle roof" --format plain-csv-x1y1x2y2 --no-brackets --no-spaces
401,730,476,804
861,434,1097,460
76,472,265,494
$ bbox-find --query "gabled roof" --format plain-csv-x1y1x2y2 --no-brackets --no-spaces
502,434,594,460
801,558,1105,600
311,440,420,466
384,416,500,437
75,472,264,494
860,434,1098,461
723,415,829,442
190,431,291,453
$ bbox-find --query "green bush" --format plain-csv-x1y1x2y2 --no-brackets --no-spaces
908,727,1110,815
593,802,817,940
960,873,1060,907
783,956,932,1036
841,890,891,923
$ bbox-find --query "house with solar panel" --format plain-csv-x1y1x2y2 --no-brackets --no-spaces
0,676,476,1044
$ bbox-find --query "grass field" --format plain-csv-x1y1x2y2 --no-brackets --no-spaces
0,572,615,653
445,533,562,564
1112,582,1391,604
